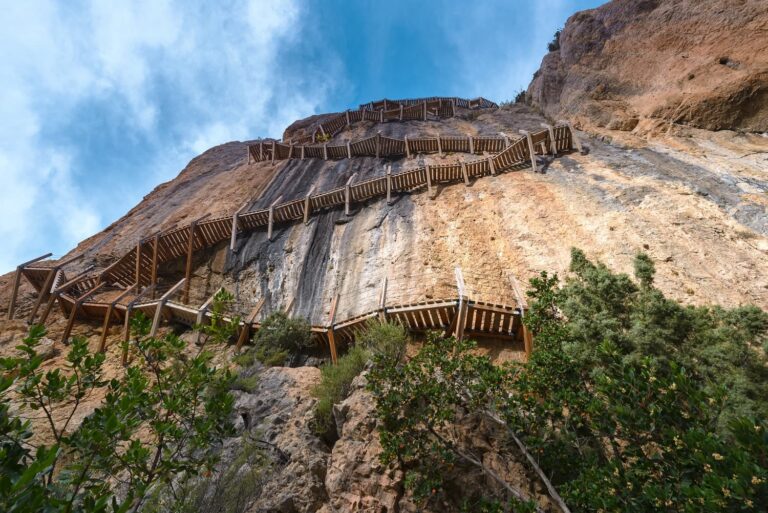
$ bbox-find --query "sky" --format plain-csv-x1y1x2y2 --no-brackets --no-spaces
0,0,603,274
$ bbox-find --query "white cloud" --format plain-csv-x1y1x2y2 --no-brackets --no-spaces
0,0,340,273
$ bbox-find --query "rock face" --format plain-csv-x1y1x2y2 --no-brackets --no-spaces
527,0,768,133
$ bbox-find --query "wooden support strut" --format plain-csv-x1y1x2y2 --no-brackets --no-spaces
344,173,357,216
404,136,410,158
150,234,159,297
183,223,197,304
454,267,468,342
7,252,52,320
38,265,95,326
235,298,265,352
28,268,56,324
486,152,496,175
386,165,392,205
98,284,137,353
150,278,186,337
121,284,153,365
230,201,249,252
461,161,470,185
267,195,283,241
327,294,339,364
134,239,143,287
303,187,315,225
378,278,388,322
520,130,538,173
60,282,105,345
541,123,557,155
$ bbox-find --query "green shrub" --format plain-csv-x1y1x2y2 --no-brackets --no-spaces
232,349,257,367
514,90,526,104
312,345,370,437
230,373,260,393
252,312,311,367
357,320,408,364
547,29,561,52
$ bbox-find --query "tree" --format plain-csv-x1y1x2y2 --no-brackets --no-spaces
0,296,236,512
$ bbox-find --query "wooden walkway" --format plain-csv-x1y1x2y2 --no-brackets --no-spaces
6,96,577,361
275,96,496,147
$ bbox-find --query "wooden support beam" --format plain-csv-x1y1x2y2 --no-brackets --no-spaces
266,195,282,241
271,140,276,164
134,239,143,287
454,267,468,342
38,266,95,326
378,278,388,322
121,285,153,365
564,121,583,153
519,130,538,173
461,161,470,185
541,123,557,155
487,152,496,175
288,144,294,159
425,164,433,198
150,278,186,337
523,324,533,360
344,173,357,216
196,286,223,327
375,132,381,158
7,252,52,320
183,222,197,304
98,284,136,353
230,201,249,252
345,110,350,126
386,165,392,205
259,142,264,161
399,104,403,121
235,297,265,352
28,268,56,323
246,146,251,165
327,294,339,364
301,145,305,159
422,101,427,121
323,143,328,161
404,136,410,158
379,109,384,123
346,141,351,159
150,234,159,297
60,282,105,345
451,98,456,117
437,133,442,156
468,135,474,154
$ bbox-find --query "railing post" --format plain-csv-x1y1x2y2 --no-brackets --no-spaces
461,161,470,185
386,165,392,205
437,133,442,156
422,101,427,121
425,164,433,198
344,173,357,216
404,136,410,158
271,140,276,164
519,130,538,173
375,132,381,158
323,143,328,161
346,141,351,159
541,123,557,155
468,135,474,155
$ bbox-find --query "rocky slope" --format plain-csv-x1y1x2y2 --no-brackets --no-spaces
527,0,768,133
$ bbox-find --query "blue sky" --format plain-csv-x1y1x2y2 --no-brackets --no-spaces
0,0,603,273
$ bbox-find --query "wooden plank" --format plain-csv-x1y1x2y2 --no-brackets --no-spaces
150,278,186,337
461,161,470,185
235,297,266,352
344,173,357,216
98,284,137,353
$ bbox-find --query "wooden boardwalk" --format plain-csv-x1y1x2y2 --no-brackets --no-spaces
6,96,577,361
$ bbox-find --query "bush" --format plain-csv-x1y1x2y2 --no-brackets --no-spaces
230,373,260,393
357,320,408,364
547,29,561,52
251,312,311,367
312,345,370,438
0,313,234,513
514,90,526,104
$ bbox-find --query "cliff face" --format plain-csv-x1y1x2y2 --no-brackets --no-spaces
527,0,768,133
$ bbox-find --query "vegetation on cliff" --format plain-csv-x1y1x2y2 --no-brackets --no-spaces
368,250,768,512
0,308,236,513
